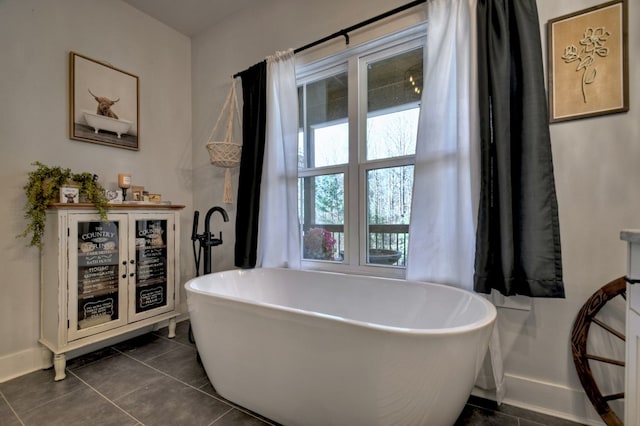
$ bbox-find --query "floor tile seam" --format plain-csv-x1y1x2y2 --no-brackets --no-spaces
152,330,198,350
66,369,144,425
121,344,184,364
114,348,276,425
212,400,279,426
11,381,87,417
1,391,25,426
207,406,234,425
132,336,197,361
113,344,198,370
110,378,158,404
112,347,228,401
194,384,278,426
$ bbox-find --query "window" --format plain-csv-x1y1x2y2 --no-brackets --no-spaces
297,29,424,276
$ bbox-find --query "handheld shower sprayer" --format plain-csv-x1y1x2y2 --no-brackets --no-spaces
191,206,229,276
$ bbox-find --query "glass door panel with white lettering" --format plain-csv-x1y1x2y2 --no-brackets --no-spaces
129,214,175,322
68,214,128,341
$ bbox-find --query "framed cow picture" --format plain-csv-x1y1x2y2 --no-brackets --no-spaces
69,51,140,150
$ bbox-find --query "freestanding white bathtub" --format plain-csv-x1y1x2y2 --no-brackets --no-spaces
185,268,496,425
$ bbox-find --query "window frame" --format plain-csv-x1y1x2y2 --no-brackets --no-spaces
296,24,426,278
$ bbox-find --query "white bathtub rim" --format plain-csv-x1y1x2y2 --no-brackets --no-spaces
82,110,133,125
185,268,497,336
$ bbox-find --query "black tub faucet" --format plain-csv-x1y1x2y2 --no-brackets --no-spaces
191,206,229,276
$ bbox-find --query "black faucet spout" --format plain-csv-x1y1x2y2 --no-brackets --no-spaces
204,206,229,235
199,206,229,275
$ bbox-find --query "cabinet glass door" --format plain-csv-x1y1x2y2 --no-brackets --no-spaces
130,215,175,321
68,214,128,340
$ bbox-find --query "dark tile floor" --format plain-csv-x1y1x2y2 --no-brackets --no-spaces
1,321,585,426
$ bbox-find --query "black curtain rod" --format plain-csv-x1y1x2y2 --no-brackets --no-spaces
232,0,426,78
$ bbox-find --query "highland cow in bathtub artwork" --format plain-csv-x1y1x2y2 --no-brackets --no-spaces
69,52,139,150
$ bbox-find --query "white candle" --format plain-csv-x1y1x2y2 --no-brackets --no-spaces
118,174,131,189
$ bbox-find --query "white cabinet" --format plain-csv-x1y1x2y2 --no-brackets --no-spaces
621,230,640,425
40,204,184,380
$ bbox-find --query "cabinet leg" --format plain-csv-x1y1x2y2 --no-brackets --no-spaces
168,317,177,339
53,353,66,381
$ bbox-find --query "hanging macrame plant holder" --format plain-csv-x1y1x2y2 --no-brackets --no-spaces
206,79,242,203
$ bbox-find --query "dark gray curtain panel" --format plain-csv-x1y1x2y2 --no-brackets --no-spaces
234,61,267,268
474,0,564,297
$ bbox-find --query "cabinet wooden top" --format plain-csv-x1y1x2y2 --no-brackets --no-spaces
48,203,185,211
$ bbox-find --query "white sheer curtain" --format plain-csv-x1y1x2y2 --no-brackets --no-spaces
407,0,504,403
407,0,477,290
257,49,301,269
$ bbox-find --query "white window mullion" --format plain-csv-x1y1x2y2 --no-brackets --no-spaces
356,54,369,268
345,55,361,266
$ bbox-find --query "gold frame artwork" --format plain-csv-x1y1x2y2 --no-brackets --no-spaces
547,0,628,123
69,52,140,150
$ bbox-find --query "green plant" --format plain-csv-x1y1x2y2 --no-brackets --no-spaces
20,161,110,247
71,172,109,210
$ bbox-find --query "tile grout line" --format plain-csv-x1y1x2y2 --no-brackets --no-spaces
1,390,25,426
207,407,234,425
152,328,198,349
65,369,144,425
129,344,183,364
3,379,87,418
112,346,278,425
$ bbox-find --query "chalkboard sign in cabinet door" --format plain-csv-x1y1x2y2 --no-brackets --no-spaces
129,214,175,322
68,215,128,341
40,205,183,381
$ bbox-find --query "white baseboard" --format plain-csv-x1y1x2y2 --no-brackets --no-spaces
473,373,607,425
0,346,50,383
0,318,191,384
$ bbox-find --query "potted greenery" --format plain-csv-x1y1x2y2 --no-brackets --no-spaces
20,161,110,247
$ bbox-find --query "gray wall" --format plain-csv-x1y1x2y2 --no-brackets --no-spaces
0,0,192,380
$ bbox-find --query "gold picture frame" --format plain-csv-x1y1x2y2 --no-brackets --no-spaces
547,0,628,123
69,52,140,150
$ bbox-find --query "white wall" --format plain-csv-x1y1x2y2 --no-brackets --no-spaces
192,0,638,424
493,0,638,423
0,0,193,381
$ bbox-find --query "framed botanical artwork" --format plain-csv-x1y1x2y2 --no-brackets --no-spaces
547,0,628,123
69,51,140,150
